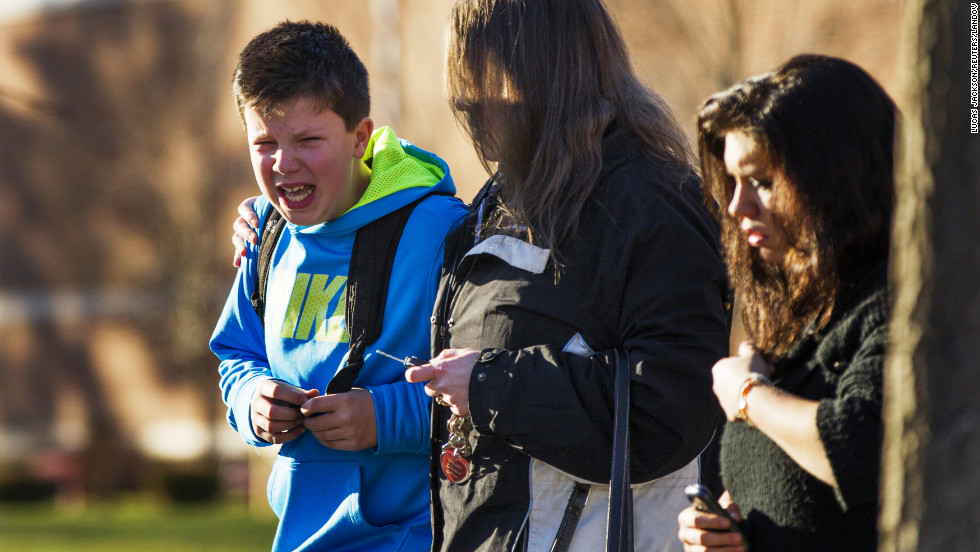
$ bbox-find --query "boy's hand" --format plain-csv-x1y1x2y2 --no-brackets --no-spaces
232,196,260,267
300,389,378,451
250,380,320,444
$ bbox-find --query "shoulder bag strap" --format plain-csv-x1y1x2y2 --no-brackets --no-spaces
551,349,633,552
550,481,592,552
606,349,633,551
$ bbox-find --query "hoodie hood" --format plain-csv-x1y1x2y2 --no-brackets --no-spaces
354,126,450,208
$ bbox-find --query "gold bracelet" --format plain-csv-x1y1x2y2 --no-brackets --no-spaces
734,372,772,426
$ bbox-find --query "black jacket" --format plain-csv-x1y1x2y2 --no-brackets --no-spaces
428,125,731,552
721,261,889,551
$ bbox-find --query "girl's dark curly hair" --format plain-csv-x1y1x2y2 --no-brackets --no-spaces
697,54,896,356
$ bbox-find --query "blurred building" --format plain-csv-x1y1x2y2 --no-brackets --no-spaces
0,0,901,501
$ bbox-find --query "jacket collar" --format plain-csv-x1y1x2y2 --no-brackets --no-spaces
597,120,634,182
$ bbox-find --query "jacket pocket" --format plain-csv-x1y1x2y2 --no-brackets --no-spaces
267,457,413,552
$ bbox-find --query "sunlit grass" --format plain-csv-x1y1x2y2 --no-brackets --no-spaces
0,496,278,551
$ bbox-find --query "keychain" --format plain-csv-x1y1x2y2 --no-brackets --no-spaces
377,350,472,483
441,414,473,484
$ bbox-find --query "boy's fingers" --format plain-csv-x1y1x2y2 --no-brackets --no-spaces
266,381,314,404
300,397,327,417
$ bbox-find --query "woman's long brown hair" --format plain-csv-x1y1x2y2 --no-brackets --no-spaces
447,0,695,259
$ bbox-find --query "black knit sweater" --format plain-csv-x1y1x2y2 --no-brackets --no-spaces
721,261,888,551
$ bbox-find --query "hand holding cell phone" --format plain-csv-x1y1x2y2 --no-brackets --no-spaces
684,484,748,547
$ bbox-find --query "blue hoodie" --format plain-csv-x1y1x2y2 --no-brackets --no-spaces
210,127,465,552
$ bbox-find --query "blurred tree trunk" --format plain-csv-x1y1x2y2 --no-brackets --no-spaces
880,0,980,550
370,0,401,129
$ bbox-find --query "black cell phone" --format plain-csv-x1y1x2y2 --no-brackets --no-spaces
269,398,300,409
684,484,747,542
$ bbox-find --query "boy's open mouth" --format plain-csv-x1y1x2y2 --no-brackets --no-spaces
279,184,315,208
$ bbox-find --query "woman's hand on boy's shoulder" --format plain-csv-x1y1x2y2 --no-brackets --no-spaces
232,196,261,267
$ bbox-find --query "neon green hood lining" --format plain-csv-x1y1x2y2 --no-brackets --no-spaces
347,126,445,212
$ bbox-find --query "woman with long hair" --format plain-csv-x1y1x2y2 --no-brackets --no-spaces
405,1,730,550
677,54,896,551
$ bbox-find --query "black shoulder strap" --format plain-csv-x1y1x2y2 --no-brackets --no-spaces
607,349,634,550
326,192,450,394
250,207,287,322
250,193,449,394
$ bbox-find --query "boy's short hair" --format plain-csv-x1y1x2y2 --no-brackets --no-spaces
233,20,370,130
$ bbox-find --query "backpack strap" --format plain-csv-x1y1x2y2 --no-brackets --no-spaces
249,193,449,394
250,206,287,322
325,193,443,394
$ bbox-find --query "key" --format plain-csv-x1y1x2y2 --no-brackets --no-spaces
378,350,452,406
375,350,425,367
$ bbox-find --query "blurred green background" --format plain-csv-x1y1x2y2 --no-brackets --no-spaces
0,497,276,551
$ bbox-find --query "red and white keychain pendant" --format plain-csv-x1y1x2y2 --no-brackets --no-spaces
441,444,472,484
